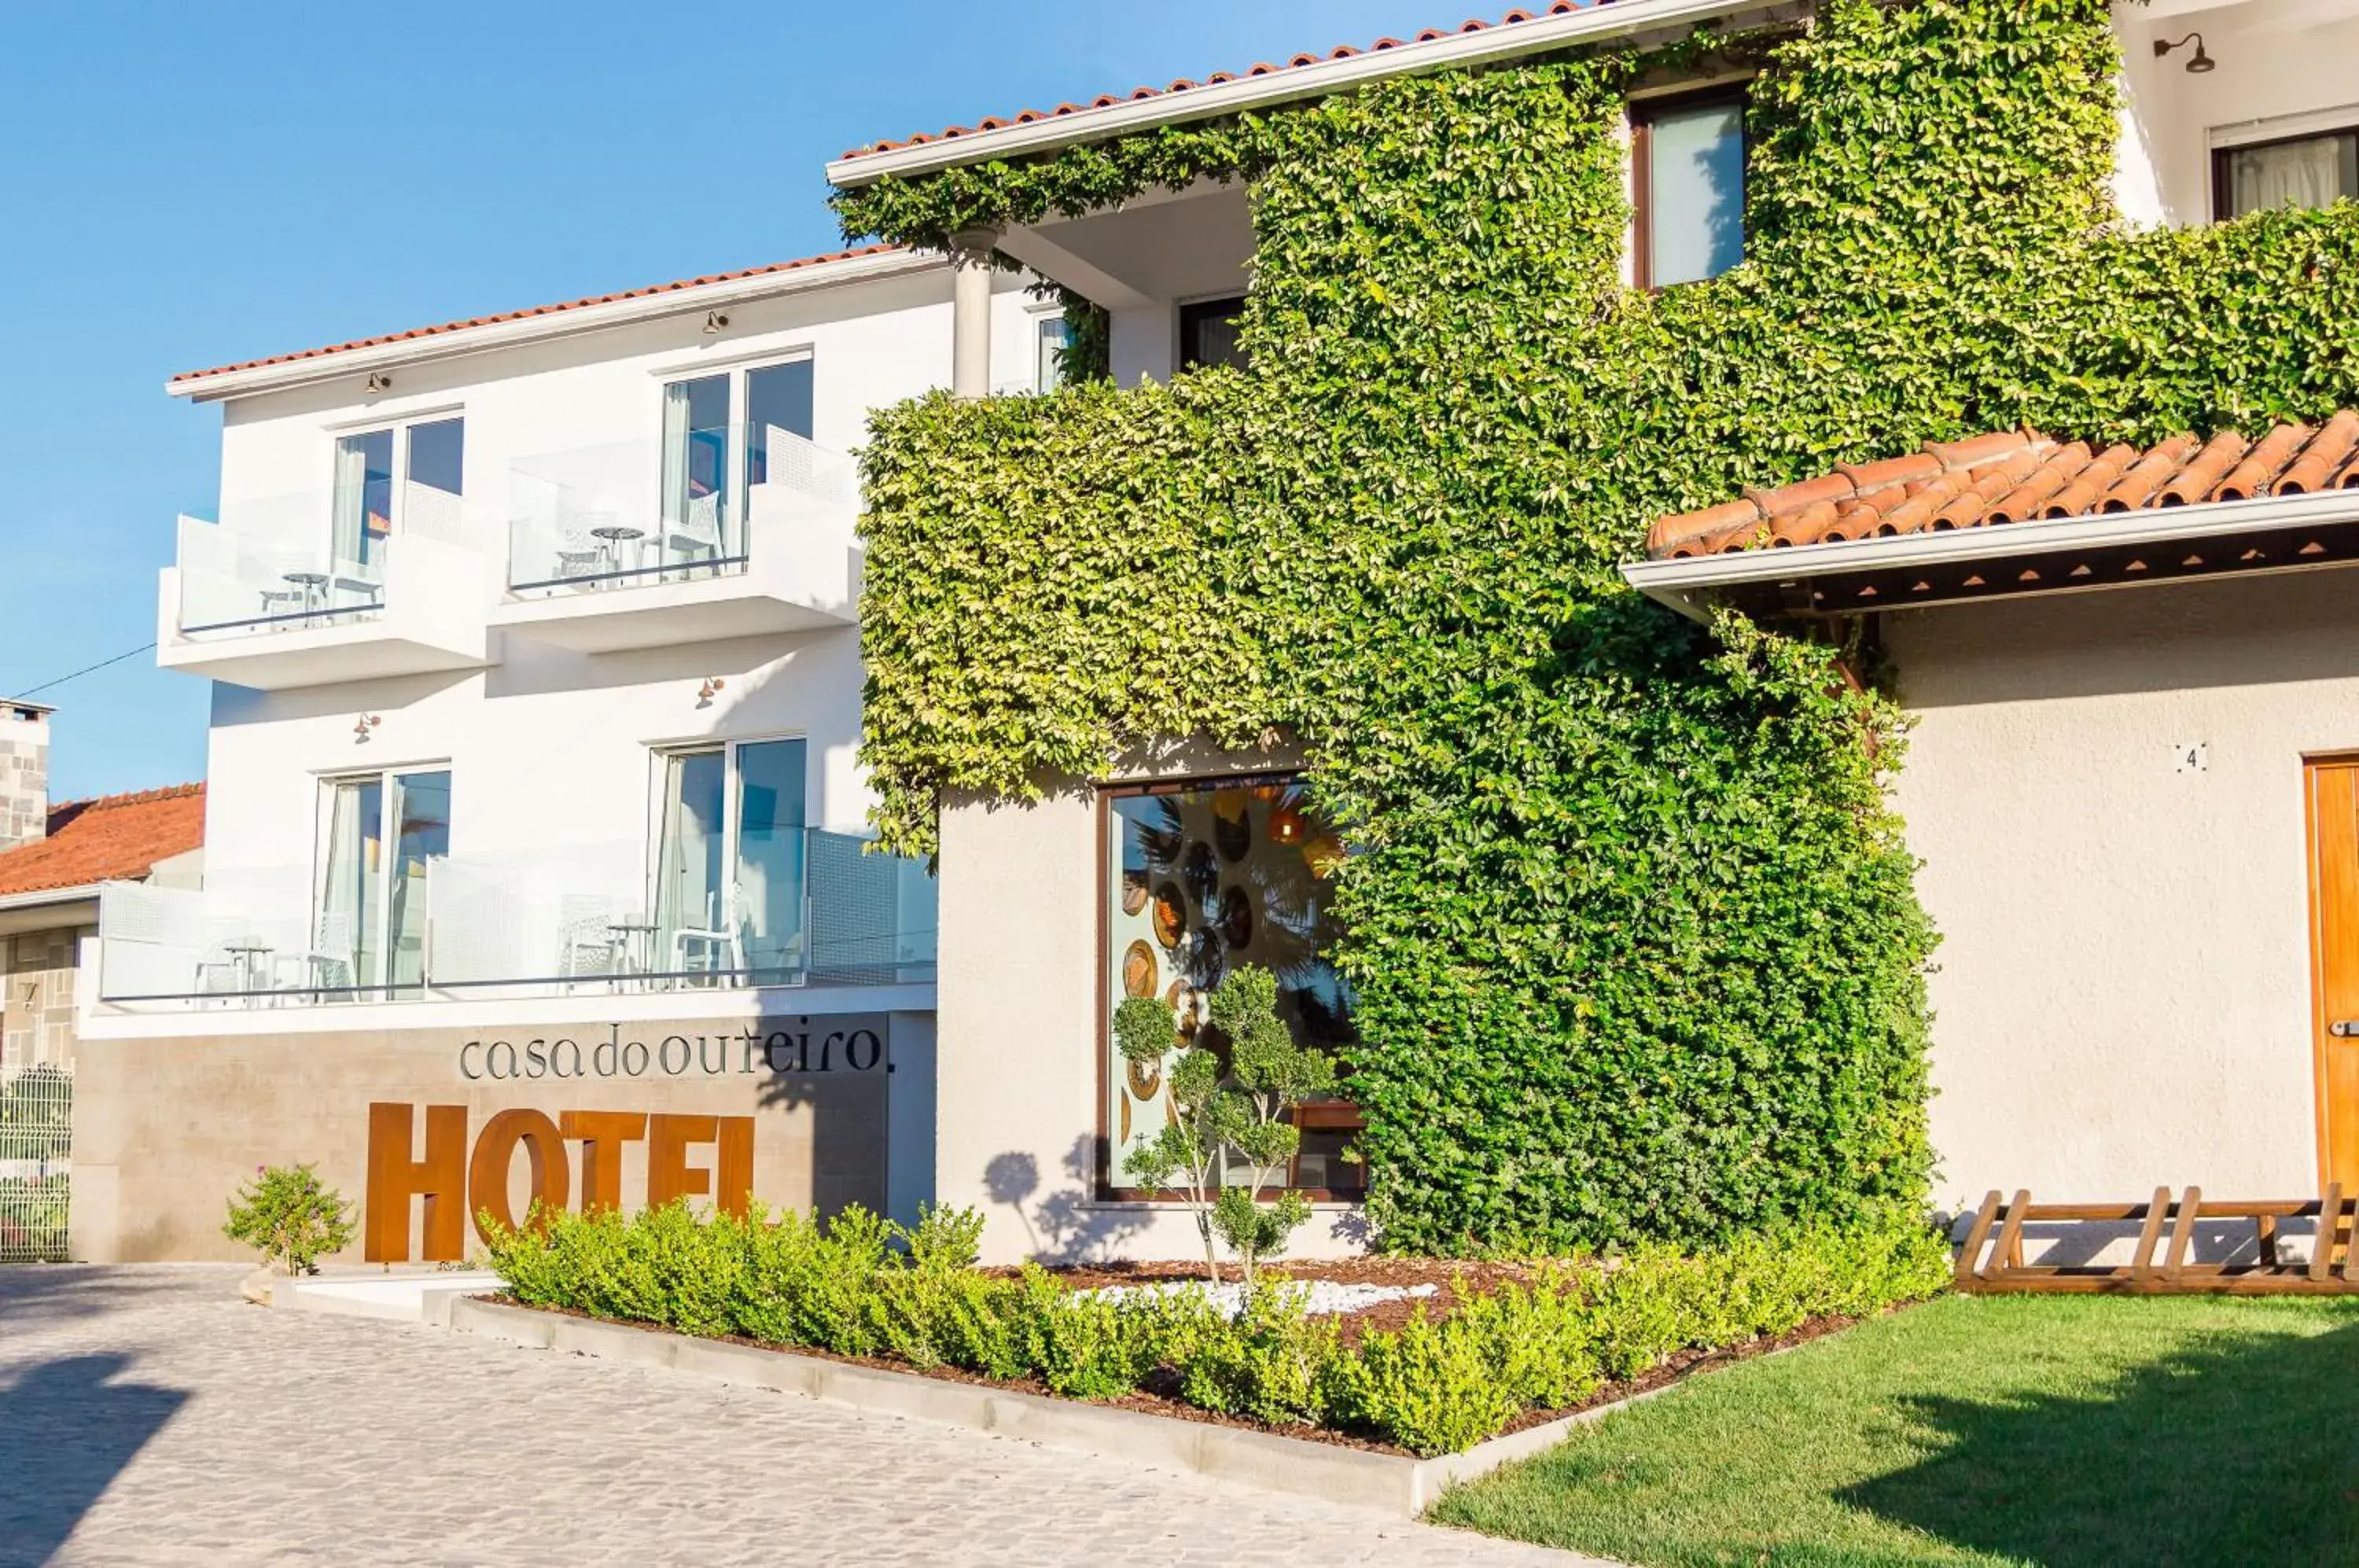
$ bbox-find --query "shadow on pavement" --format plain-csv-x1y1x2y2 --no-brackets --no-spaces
0,1351,186,1568
1840,1315,2359,1566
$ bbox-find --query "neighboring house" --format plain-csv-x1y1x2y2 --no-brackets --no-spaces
0,701,203,1076
72,248,1045,1262
814,0,2359,1261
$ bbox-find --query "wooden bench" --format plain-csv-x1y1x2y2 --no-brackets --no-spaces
1953,1187,2359,1294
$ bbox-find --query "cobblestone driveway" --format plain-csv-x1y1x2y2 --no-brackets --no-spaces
0,1268,1595,1567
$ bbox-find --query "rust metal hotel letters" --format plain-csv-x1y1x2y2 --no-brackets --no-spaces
365,1103,756,1263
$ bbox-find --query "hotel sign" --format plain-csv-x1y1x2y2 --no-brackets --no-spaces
455,1018,889,1081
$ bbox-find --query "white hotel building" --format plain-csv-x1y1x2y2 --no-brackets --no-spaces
69,248,1049,1262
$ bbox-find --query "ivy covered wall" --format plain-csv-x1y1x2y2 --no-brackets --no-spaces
834,0,2359,1253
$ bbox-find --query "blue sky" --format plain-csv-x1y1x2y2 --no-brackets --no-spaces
0,0,1446,801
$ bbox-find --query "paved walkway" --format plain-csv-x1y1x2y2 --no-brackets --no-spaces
0,1267,1594,1566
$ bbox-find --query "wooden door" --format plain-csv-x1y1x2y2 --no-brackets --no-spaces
2308,760,2359,1191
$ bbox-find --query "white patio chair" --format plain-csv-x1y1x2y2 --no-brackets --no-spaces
661,491,724,572
275,911,357,999
554,896,620,989
672,887,748,987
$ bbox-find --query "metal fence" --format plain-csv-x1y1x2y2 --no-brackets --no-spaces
0,1065,71,1262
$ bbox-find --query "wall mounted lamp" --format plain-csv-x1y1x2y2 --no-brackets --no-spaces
353,713,381,742
702,311,730,335
696,676,725,708
2154,32,2214,74
364,372,394,394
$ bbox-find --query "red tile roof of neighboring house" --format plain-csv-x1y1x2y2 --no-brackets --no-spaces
0,784,205,901
168,245,910,386
837,2,1609,161
1645,414,2359,561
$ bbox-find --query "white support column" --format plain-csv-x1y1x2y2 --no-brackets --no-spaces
949,226,1000,399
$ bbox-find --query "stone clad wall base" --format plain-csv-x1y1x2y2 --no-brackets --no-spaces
70,1013,893,1263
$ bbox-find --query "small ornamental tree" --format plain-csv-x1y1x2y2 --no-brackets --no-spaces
223,1162,355,1275
1117,967,1334,1286
1115,992,1226,1281
1206,967,1334,1286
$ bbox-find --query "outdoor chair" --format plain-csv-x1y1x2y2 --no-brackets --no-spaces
275,911,357,999
671,887,750,987
554,896,621,989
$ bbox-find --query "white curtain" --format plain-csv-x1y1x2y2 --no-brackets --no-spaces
659,379,690,539
2228,137,2352,215
329,434,370,572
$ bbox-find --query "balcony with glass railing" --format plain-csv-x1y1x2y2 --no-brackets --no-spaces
491,423,861,653
159,479,500,689
91,829,936,1010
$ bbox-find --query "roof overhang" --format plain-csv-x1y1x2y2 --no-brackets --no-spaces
826,0,1792,188
167,247,946,403
1622,488,2359,623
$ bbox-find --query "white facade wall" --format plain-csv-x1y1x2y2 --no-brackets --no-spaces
2114,0,2359,228
187,263,1038,893
1889,567,2359,1213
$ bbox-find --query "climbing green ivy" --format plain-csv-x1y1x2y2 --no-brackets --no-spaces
837,0,2359,1253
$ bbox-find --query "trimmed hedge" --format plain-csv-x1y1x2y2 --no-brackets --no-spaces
484,1203,1951,1456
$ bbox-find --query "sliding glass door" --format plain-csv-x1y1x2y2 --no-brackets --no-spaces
652,738,806,985
318,767,451,995
329,416,465,582
655,359,815,575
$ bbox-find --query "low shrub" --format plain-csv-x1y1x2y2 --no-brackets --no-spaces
222,1163,355,1275
481,1205,1951,1456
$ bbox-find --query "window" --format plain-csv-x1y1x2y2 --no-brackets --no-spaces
1179,295,1249,371
2214,129,2359,219
652,738,808,986
1633,91,1747,288
315,767,451,995
1035,315,1069,393
330,415,463,573
1102,775,1361,1196
658,359,815,572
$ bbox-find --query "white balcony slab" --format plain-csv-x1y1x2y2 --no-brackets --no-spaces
492,510,859,654
158,528,498,690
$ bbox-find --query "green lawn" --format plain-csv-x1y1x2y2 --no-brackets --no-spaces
1433,1293,2359,1567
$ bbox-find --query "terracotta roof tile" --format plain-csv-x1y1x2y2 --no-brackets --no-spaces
837,2,1604,162
171,245,909,385
1645,416,2359,561
0,784,204,901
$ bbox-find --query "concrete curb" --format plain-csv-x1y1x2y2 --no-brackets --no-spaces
447,1294,1663,1517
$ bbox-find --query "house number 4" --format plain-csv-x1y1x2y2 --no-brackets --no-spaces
2173,742,2209,775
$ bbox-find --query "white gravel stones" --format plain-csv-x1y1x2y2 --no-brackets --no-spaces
1087,1279,1440,1319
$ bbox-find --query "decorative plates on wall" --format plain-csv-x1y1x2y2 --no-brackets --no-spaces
1121,870,1150,915
1213,790,1252,862
1220,885,1253,950
1151,882,1187,949
1183,840,1220,907
1122,940,1157,998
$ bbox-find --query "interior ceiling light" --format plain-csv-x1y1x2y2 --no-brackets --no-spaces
2154,32,2214,73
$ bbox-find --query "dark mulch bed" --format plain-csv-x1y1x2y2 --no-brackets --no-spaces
483,1290,1889,1458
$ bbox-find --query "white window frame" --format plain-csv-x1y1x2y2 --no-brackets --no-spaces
653,350,817,550
311,760,454,994
326,410,466,545
644,733,815,984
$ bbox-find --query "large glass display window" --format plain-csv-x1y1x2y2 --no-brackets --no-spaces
1102,774,1361,1197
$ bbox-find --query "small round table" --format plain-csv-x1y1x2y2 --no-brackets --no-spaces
589,525,646,574
220,939,276,995
282,570,330,620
